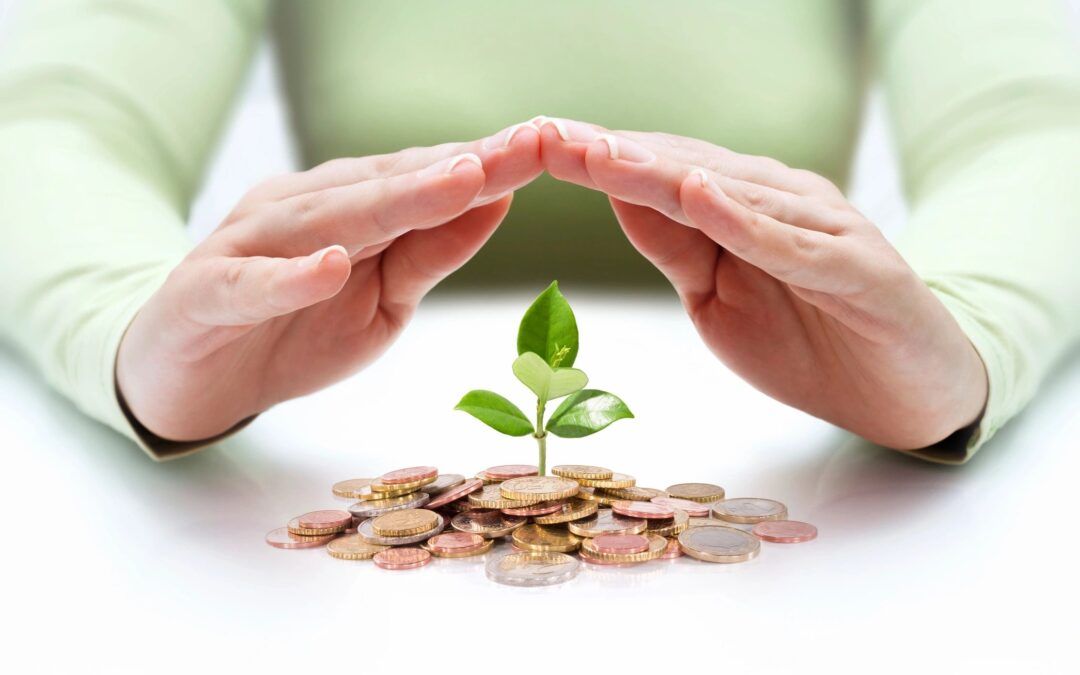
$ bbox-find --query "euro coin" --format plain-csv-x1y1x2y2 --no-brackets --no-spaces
373,547,431,570
425,477,483,509
658,537,683,559
326,534,389,560
551,465,614,481
481,464,538,480
485,551,580,587
567,509,647,537
451,510,527,538
511,524,582,553
469,483,544,509
287,517,346,537
422,537,494,558
357,513,444,546
331,478,373,499
598,486,667,501
296,510,352,531
265,527,335,549
611,500,676,520
370,474,437,493
576,472,635,489
645,509,690,537
580,533,667,563
575,487,618,505
499,476,580,502
371,509,440,537
425,532,485,554
678,524,760,563
752,520,817,543
665,482,726,503
532,499,599,524
422,474,467,496
588,533,650,554
348,491,430,519
712,498,788,524
501,500,568,517
651,497,711,517
380,466,438,485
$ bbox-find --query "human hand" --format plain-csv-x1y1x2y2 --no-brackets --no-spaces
117,122,542,441
537,117,987,449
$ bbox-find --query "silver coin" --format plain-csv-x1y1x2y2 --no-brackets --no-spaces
485,551,580,587
348,491,431,519
422,473,467,496
357,513,444,545
711,498,788,524
567,509,647,537
451,510,527,538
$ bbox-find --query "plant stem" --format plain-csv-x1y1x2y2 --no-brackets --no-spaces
534,399,547,476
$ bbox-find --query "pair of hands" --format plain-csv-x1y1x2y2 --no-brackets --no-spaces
117,118,987,450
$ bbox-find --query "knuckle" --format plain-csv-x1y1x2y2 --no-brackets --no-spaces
290,189,331,227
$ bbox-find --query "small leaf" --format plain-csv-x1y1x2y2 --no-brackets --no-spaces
454,390,534,437
512,352,588,403
517,281,579,368
545,389,634,438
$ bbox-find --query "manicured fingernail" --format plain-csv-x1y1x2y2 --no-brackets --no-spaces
482,122,539,150
417,152,483,178
299,244,348,268
537,117,599,143
690,168,709,187
597,134,654,163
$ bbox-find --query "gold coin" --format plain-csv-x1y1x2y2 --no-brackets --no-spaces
665,482,726,503
551,465,614,481
576,472,635,489
575,487,618,506
532,500,599,525
286,517,345,537
645,509,690,537
475,473,502,485
567,509,647,537
581,533,667,563
499,476,580,502
355,483,417,500
331,478,373,499
711,498,788,524
598,486,668,501
326,534,389,560
468,483,544,509
511,524,582,553
688,516,729,529
371,509,440,537
678,525,760,562
370,474,437,494
420,537,494,558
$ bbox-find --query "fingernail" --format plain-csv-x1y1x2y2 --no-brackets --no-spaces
482,122,539,150
299,244,348,269
690,168,709,188
596,134,654,163
537,117,599,143
417,152,482,178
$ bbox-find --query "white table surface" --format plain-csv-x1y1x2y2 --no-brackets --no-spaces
1,291,1077,674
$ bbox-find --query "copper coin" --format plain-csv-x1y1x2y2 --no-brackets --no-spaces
482,464,539,480
287,517,346,536
659,537,684,559
666,482,726,503
296,509,352,530
380,466,438,485
578,550,641,567
590,533,650,554
425,478,484,509
426,532,486,554
422,474,467,496
373,547,432,570
651,497,710,517
502,500,567,517
265,527,335,549
611,500,676,520
752,520,818,543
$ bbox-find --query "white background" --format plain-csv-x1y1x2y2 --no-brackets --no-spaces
1,2,1079,674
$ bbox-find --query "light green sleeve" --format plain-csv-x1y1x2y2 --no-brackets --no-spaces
870,0,1080,462
0,0,268,458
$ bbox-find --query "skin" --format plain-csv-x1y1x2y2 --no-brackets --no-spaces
118,116,988,450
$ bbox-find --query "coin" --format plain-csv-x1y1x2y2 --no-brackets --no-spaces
752,520,818,543
567,509,647,537
645,509,690,537
422,474,467,496
380,466,438,485
348,491,430,519
580,533,667,563
331,478,373,499
373,547,431,570
265,527,336,549
296,510,352,530
371,509,440,537
598,486,667,501
422,537,494,558
499,476,580,502
425,532,486,554
658,537,683,559
481,464,539,480
425,477,484,509
712,498,788,524
501,500,567,517
511,524,582,553
578,550,641,567
532,500,599,525
576,472,635,489
551,465,614,481
354,482,418,501
588,533,650,554
357,514,444,546
611,500,676,520
688,517,726,529
485,551,580,587
651,497,711,517
575,486,618,505
666,482,726,503
326,534,389,560
678,525,760,563
469,483,544,509
370,474,437,493
287,517,346,537
451,510,527,538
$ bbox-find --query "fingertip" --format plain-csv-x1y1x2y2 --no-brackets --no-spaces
296,244,351,294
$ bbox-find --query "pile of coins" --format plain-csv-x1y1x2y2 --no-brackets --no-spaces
267,463,817,586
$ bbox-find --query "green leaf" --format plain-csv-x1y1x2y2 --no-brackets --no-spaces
517,281,579,368
454,390,534,437
545,389,634,438
512,352,588,403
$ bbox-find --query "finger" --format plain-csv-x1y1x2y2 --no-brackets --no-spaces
181,245,352,327
240,121,542,207
379,195,513,310
232,153,486,257
680,171,847,292
536,116,607,189
705,173,852,234
609,197,717,307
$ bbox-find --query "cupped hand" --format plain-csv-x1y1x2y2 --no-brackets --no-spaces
118,122,542,441
536,117,987,449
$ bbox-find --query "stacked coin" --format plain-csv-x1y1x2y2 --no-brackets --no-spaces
267,463,817,584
